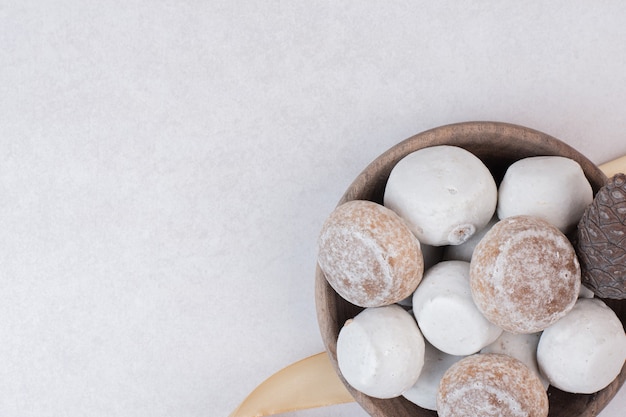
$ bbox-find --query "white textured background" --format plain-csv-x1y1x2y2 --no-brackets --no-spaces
1,1,626,416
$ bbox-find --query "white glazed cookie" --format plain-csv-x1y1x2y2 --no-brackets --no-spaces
537,298,626,394
336,305,425,399
497,156,593,233
437,353,549,417
384,145,497,246
412,260,502,355
402,340,464,410
470,215,581,334
317,200,424,307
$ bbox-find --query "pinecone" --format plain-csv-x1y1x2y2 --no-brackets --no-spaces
576,173,626,299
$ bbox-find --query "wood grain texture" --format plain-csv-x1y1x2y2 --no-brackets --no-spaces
315,121,623,417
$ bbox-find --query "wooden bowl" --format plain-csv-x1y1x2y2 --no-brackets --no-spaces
315,121,626,417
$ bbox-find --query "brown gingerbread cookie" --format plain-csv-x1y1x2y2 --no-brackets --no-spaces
437,353,549,417
470,215,580,334
317,200,424,307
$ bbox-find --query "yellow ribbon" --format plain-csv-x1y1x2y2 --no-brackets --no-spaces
229,352,354,417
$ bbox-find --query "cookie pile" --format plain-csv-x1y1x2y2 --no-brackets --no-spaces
317,145,626,417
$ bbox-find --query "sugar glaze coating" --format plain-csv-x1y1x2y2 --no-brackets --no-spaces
470,215,580,334
384,145,497,246
537,298,626,394
336,305,425,399
437,353,549,417
318,200,424,307
497,156,593,234
413,260,502,355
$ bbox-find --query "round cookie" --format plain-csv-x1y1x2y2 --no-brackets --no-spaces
537,298,626,394
470,215,580,334
412,260,502,355
383,145,497,246
437,353,549,417
336,305,425,399
317,200,424,307
402,340,464,411
497,156,593,234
